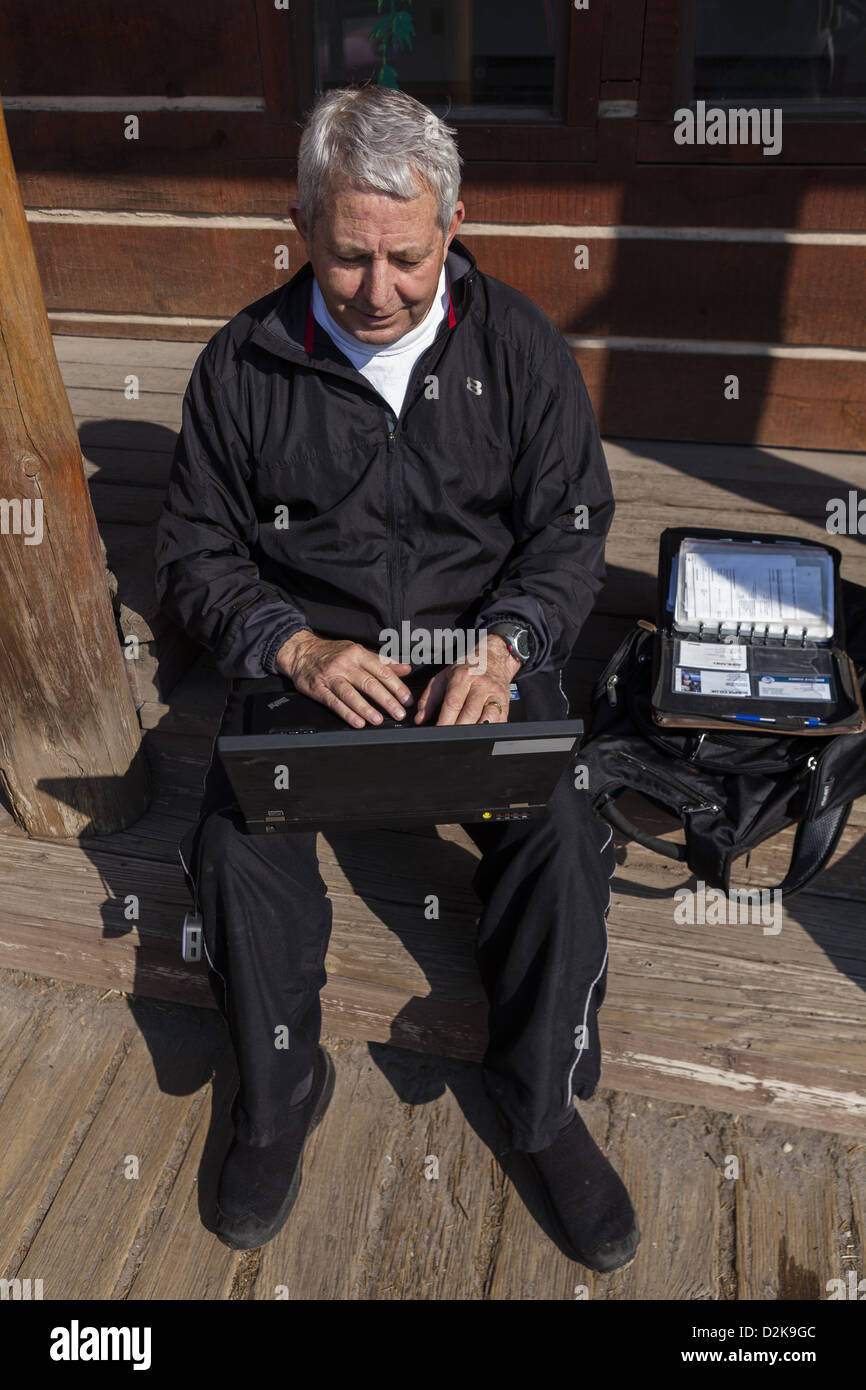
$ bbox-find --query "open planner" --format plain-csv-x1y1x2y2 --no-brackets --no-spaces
650,527,866,734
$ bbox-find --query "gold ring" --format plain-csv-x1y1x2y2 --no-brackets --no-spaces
483,699,503,714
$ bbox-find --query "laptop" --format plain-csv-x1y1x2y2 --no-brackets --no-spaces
217,667,583,833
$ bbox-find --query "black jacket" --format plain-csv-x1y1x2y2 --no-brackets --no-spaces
154,239,615,680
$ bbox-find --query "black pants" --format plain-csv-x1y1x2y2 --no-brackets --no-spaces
179,666,616,1153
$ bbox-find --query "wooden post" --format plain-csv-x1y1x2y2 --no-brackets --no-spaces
0,95,150,837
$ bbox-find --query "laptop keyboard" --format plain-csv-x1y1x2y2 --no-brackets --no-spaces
264,718,415,734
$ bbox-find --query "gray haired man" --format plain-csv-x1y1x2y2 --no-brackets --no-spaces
155,85,639,1274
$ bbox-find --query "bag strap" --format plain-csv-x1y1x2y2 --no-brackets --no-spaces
769,800,852,897
599,793,851,897
598,796,688,862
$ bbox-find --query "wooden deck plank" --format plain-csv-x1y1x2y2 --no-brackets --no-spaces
604,507,866,555
1,972,861,1300
252,1037,423,1299
6,809,863,1005
17,1016,207,1298
323,1044,507,1299
600,1030,866,1139
123,1061,239,1301
68,387,184,425
604,437,866,488
0,976,59,1108
61,361,192,394
599,1091,720,1299
733,1121,842,1299
54,334,203,369
125,1039,239,1301
607,471,862,521
0,1005,125,1274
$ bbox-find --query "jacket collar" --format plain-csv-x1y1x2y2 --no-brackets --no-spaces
247,237,477,369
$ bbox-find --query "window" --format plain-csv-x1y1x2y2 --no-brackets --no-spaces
693,0,866,111
313,0,570,119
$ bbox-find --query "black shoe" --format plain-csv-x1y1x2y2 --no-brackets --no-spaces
523,1109,640,1273
215,1046,335,1251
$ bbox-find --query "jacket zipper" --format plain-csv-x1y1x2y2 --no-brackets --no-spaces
619,750,721,814
378,306,465,636
386,414,398,632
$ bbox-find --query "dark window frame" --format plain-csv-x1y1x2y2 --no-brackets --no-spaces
287,1,604,162
639,0,866,164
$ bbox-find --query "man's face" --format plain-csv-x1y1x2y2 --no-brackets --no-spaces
291,177,464,345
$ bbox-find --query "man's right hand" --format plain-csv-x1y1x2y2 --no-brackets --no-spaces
274,630,414,727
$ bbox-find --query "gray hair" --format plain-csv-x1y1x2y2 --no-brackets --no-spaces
297,85,462,235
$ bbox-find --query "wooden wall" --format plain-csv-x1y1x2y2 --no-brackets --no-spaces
2,0,865,449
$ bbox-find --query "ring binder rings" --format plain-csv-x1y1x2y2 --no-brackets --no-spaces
650,527,866,736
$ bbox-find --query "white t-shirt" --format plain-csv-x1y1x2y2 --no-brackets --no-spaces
311,264,449,419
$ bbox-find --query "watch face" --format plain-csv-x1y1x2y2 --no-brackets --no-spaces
492,625,529,659
489,623,530,661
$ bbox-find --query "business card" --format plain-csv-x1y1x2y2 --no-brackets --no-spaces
674,667,751,697
758,675,832,701
678,641,748,671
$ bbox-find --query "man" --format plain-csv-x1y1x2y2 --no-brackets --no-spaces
154,84,639,1273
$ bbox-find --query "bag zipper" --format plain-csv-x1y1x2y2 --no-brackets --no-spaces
625,679,812,775
619,750,721,814
596,624,653,705
801,752,834,818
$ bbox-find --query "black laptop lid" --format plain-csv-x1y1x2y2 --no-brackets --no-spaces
218,667,582,833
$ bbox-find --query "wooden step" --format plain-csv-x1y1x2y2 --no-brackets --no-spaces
2,722,866,1139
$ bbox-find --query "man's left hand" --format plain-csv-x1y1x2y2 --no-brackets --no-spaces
413,635,521,726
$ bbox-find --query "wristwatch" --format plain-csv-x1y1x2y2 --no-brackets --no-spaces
486,621,532,666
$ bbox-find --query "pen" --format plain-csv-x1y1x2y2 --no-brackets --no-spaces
729,713,827,728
